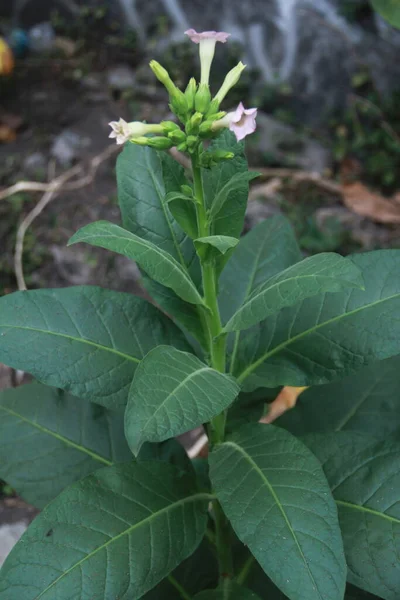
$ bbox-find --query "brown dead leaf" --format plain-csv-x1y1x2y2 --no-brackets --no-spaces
0,125,17,143
342,181,400,224
259,386,307,424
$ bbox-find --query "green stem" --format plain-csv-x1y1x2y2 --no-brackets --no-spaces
191,153,232,589
167,574,192,600
236,554,255,586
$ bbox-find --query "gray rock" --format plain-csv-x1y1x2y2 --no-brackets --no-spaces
23,152,47,176
247,112,332,173
50,130,91,167
107,65,136,91
0,522,27,567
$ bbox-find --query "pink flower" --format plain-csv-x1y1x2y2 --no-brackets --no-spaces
212,102,258,142
184,29,230,44
185,29,231,85
109,119,163,145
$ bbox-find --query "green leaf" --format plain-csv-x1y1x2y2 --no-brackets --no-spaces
224,253,364,332
125,346,240,454
0,286,189,409
306,432,400,600
278,355,400,439
69,221,204,306
194,582,261,599
0,461,212,600
209,423,346,600
371,0,400,28
0,383,131,508
218,215,302,377
167,194,199,239
143,540,218,599
233,250,400,390
117,144,195,269
140,278,207,348
194,235,239,262
202,131,249,238
208,171,260,221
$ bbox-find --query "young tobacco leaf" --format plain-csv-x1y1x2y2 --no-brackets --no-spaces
125,346,240,454
0,286,190,409
209,423,346,600
0,462,212,600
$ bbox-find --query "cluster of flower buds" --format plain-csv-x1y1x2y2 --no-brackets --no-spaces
109,29,257,162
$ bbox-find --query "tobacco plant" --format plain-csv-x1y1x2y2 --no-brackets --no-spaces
0,28,400,600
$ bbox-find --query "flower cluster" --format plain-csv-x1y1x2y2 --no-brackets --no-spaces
109,29,257,160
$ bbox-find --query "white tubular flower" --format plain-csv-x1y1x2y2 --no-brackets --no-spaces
108,119,163,145
214,62,246,105
185,29,230,85
212,102,258,141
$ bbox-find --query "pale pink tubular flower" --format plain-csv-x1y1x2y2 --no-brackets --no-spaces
212,102,258,142
109,118,163,145
185,29,230,85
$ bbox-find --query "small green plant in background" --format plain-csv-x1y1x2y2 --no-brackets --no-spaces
1,27,400,600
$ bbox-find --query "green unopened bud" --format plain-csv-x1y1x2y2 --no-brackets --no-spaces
186,135,198,152
133,136,173,150
170,90,189,120
206,98,221,116
185,77,197,111
199,120,215,137
210,150,235,162
206,111,226,121
214,61,246,104
168,129,186,145
177,141,188,152
161,120,180,134
186,111,203,134
180,184,194,197
195,83,211,114
150,60,178,96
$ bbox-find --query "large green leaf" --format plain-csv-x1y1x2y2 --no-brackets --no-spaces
278,355,400,439
125,346,240,454
0,462,212,600
224,253,364,332
117,143,204,345
208,171,260,221
306,432,400,600
371,0,400,28
117,144,195,269
209,424,346,600
69,221,204,306
194,583,261,599
218,215,302,376
143,540,218,599
167,194,199,240
0,286,189,409
0,383,131,508
233,250,400,389
202,131,248,238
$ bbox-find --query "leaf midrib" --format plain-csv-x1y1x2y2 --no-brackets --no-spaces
0,405,112,466
140,366,215,439
336,499,400,524
0,324,140,364
237,291,400,383
35,492,214,599
225,270,360,333
221,441,322,599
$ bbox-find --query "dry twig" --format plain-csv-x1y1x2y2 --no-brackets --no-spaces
13,145,120,291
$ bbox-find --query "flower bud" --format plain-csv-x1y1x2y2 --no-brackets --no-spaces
214,62,246,104
185,77,197,111
199,120,215,137
186,135,198,152
132,136,173,150
210,150,235,162
195,83,211,114
206,98,220,116
149,60,178,96
177,141,188,152
168,129,186,145
186,111,203,134
170,90,189,120
206,111,226,121
161,121,180,134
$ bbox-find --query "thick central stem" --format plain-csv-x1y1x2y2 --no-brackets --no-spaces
191,153,232,586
